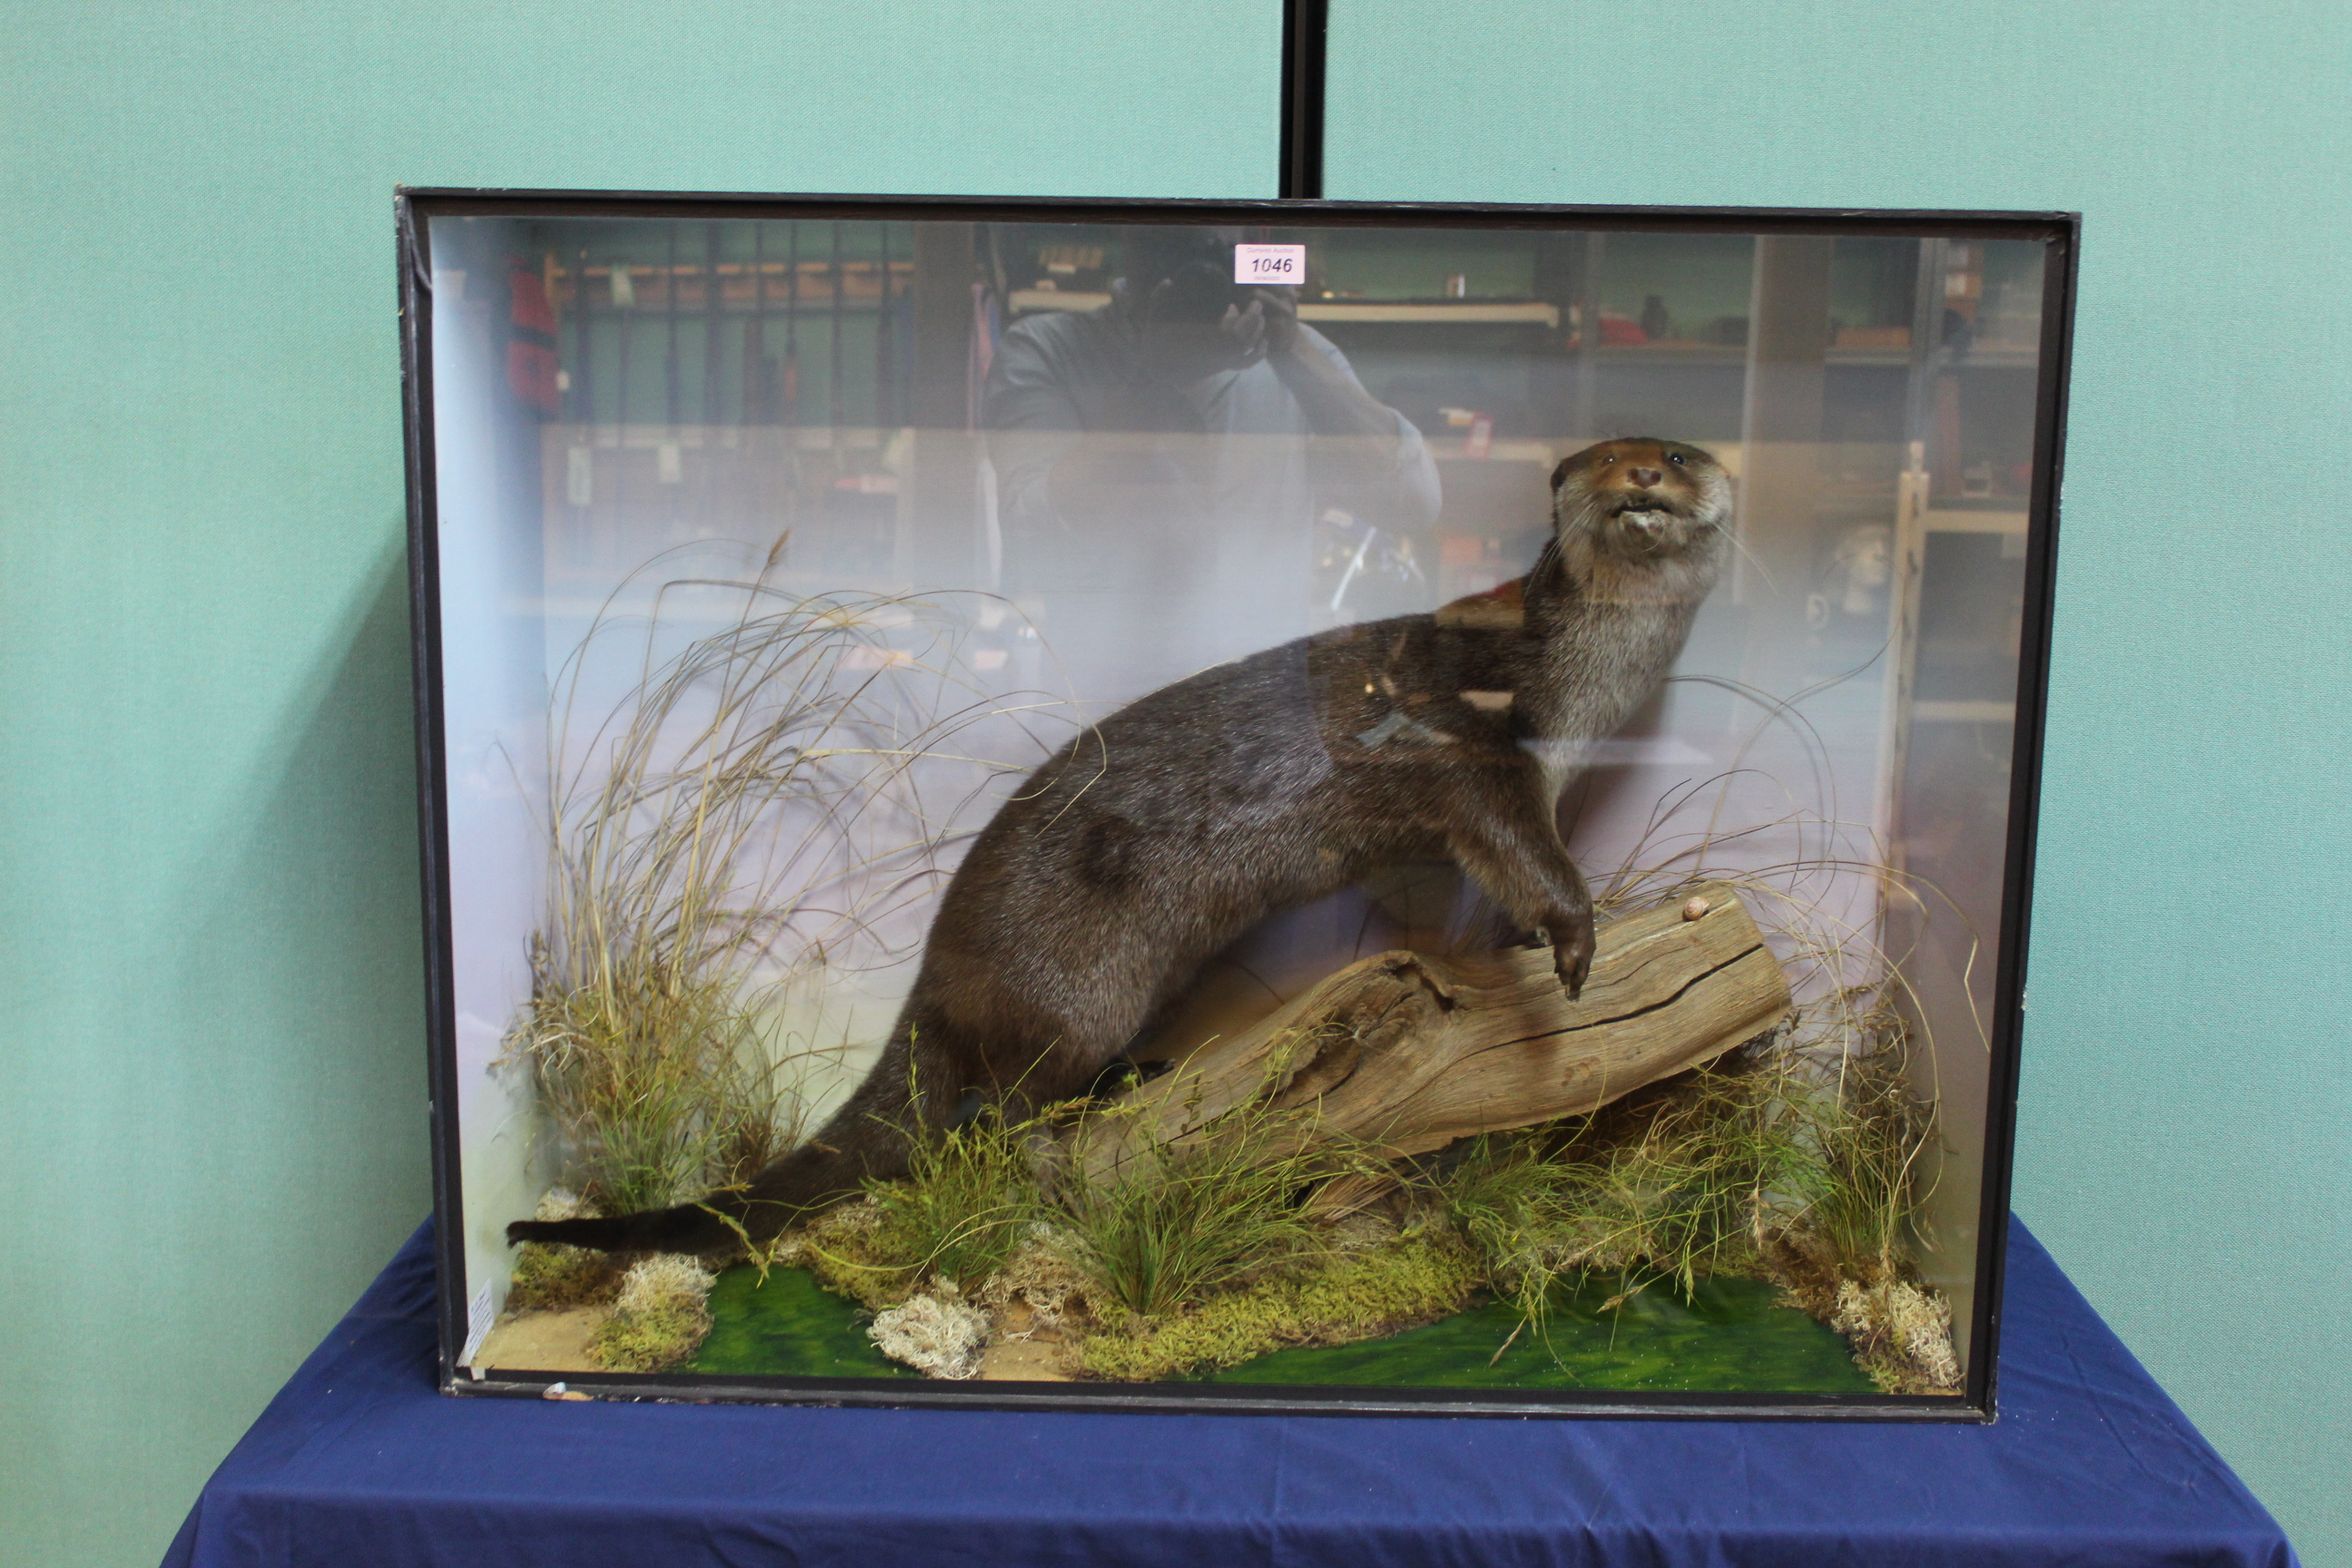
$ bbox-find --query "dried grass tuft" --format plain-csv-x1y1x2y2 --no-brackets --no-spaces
1048,1069,1392,1322
502,549,1069,1217
863,1107,1041,1294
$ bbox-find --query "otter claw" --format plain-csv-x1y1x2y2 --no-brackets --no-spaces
1553,926,1594,999
1528,919,1593,997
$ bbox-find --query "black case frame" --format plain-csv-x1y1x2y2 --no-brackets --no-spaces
399,188,2078,1422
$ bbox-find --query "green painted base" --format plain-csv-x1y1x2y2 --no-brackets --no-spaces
689,1265,912,1379
686,1263,1871,1395
1209,1272,1875,1393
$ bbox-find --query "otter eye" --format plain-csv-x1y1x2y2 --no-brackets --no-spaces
1668,453,1686,466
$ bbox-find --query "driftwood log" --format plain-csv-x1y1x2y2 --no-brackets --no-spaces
1070,882,1790,1189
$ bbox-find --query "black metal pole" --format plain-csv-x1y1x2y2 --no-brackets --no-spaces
703,220,724,428
572,245,593,426
744,223,767,426
828,221,845,437
782,224,799,426
876,221,894,430
1279,0,1328,200
663,224,681,433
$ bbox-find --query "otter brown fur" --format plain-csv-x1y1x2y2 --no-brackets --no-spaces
509,437,1732,1254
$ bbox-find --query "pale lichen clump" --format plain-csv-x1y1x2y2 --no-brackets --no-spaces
1078,1232,1482,1383
867,1289,993,1378
588,1254,719,1373
974,1229,1098,1338
1830,1277,1961,1395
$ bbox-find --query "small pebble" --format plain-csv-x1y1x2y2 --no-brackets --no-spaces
1681,896,1711,921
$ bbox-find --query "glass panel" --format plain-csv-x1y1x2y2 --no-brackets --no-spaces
423,209,2053,1405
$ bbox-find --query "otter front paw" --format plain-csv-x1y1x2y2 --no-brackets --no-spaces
1551,913,1594,999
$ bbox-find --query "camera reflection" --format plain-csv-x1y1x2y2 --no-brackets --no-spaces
983,227,1441,691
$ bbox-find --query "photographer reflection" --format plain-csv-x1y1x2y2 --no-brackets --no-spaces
984,227,1440,696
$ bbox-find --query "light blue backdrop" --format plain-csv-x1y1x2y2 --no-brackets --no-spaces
2,3,2339,1563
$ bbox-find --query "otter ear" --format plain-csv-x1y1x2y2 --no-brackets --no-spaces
1550,457,1573,492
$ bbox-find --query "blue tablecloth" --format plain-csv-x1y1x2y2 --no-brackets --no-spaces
162,1218,2296,1567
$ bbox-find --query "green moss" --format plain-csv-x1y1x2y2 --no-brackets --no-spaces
1079,1235,1481,1382
591,1298,713,1373
505,1241,622,1311
796,1200,926,1311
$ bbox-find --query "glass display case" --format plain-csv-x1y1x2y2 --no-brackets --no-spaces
401,192,2074,1416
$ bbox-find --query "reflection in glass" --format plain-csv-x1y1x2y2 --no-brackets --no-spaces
423,210,2049,1402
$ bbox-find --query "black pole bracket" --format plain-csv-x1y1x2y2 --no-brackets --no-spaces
1279,0,1328,200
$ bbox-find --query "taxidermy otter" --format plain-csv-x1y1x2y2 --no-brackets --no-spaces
510,437,1732,1255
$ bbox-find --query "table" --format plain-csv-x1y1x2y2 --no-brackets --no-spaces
162,1218,2298,1567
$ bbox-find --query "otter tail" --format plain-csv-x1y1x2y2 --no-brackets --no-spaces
503,1037,931,1256
505,1202,743,1255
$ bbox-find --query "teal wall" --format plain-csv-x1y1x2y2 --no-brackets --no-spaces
0,6,1277,1566
1331,5,2351,1558
2,2,2342,1564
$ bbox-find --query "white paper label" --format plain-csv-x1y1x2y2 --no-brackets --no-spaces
1232,243,1306,286
460,1282,493,1367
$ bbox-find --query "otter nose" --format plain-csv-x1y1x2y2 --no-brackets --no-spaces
1628,466,1663,487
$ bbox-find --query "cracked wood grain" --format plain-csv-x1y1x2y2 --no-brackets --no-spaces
1071,882,1791,1185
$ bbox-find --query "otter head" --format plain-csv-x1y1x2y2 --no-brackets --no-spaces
1549,438,1733,565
